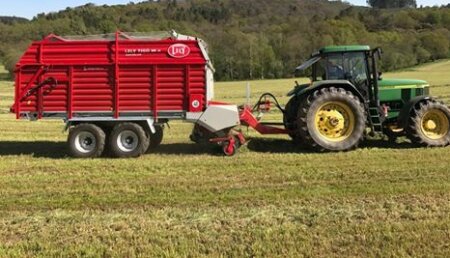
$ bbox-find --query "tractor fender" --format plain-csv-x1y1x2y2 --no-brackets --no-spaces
287,83,309,97
397,96,433,129
289,80,365,103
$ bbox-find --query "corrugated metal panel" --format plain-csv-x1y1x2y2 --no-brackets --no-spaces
14,33,209,119
72,66,113,112
118,66,152,111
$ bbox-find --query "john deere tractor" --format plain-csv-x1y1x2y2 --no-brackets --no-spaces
283,46,450,151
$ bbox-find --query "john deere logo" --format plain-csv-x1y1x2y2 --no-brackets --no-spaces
168,44,190,58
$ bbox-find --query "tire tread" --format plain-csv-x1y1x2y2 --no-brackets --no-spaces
296,87,366,152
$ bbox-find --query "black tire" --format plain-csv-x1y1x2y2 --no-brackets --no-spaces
148,125,164,150
283,97,300,139
101,125,114,157
406,101,450,147
68,123,106,158
109,123,150,158
296,87,366,152
190,124,213,144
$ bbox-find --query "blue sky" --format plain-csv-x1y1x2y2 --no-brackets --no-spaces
350,0,448,7
0,0,145,19
0,0,448,19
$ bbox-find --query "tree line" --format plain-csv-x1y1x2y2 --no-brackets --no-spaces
0,0,449,81
367,0,417,8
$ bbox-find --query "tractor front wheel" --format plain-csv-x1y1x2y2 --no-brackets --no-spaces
407,101,450,147
296,87,366,152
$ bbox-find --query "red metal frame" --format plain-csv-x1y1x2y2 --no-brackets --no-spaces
18,66,46,101
239,106,288,135
152,65,158,120
13,31,208,118
209,131,246,156
208,100,233,106
14,67,20,119
208,104,289,154
114,31,120,118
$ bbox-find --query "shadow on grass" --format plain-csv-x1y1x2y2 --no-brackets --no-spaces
359,139,418,149
0,141,67,158
0,141,220,158
246,138,306,153
246,137,419,153
152,143,220,155
0,138,419,158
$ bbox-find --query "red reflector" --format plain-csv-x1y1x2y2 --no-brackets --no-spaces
189,94,203,112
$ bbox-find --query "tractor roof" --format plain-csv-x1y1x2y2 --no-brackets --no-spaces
296,45,372,71
319,45,371,54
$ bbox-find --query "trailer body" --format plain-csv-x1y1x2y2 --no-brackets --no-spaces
13,31,214,122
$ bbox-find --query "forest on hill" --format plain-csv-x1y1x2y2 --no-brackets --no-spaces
0,0,449,81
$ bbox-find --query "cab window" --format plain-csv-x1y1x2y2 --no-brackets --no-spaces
313,54,344,81
343,52,368,85
325,54,345,80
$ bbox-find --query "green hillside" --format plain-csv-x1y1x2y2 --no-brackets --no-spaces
0,0,449,80
0,16,28,25
0,60,449,257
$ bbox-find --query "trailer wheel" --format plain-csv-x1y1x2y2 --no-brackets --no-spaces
68,123,106,158
406,101,450,147
296,87,366,152
109,123,150,158
148,125,164,150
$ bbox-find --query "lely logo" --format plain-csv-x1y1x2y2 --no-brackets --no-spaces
168,44,191,58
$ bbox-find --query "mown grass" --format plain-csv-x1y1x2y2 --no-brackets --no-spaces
0,61,449,257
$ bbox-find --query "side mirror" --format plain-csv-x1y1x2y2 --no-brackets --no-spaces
377,48,383,60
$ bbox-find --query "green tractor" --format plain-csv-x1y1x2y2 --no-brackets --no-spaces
284,46,450,151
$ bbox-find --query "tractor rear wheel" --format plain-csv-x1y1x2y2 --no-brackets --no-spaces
406,101,450,147
283,97,300,139
296,87,366,152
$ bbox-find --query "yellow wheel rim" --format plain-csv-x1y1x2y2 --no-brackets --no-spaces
420,109,449,140
314,101,355,142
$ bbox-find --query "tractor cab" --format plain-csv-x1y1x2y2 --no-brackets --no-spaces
294,45,380,106
294,45,431,115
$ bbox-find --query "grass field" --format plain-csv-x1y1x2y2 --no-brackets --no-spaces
0,61,449,257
